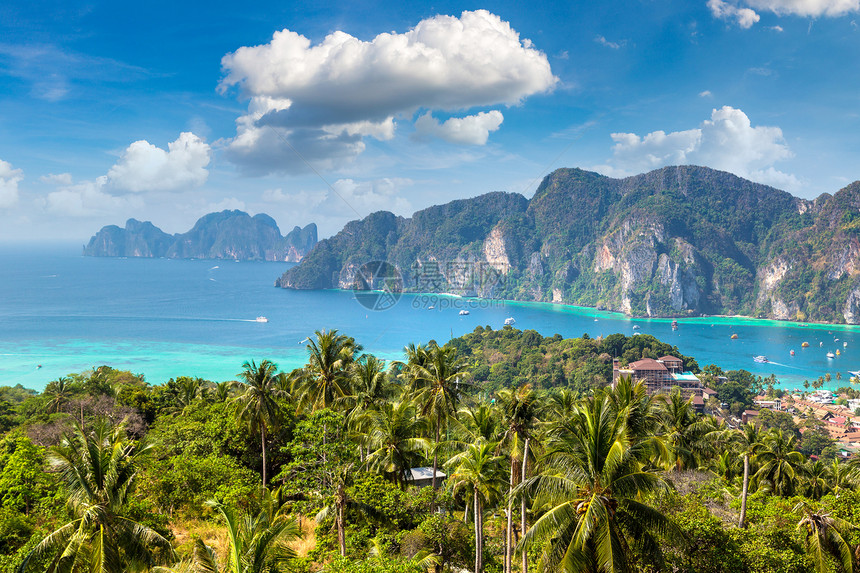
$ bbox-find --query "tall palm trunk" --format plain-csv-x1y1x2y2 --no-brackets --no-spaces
521,437,529,573
505,460,515,573
337,482,347,557
432,416,440,490
474,490,483,573
261,424,267,486
739,453,750,529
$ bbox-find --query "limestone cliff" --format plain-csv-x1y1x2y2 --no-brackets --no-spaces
277,165,860,323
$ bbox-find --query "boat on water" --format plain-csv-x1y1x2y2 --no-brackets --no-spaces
849,370,860,378
837,349,842,355
671,320,678,330
504,317,516,325
754,355,769,363
731,333,739,339
845,342,849,347
790,349,795,356
827,352,836,359
459,310,470,316
255,316,268,323
428,305,435,310
632,325,640,330
802,341,810,348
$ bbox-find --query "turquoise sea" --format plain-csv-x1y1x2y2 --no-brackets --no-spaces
2,244,859,391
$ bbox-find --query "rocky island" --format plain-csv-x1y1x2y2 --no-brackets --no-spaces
278,165,860,324
84,210,317,262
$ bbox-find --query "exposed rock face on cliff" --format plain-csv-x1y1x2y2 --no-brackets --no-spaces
278,166,860,323
84,210,317,262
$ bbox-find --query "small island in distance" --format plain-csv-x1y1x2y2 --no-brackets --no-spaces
83,210,317,262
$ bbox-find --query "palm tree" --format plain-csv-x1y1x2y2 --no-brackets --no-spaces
18,419,175,573
233,360,287,486
520,395,678,573
340,354,391,414
315,462,356,557
804,459,832,500
175,377,206,410
153,539,222,573
795,500,856,573
658,388,704,471
727,423,763,529
213,380,236,403
363,400,430,486
206,490,301,573
447,440,506,573
542,388,578,424
292,330,360,412
409,344,469,490
497,384,539,573
754,428,806,497
832,459,858,494
457,403,503,443
603,376,660,443
44,377,75,414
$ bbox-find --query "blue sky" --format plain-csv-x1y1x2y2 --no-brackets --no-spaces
1,0,859,242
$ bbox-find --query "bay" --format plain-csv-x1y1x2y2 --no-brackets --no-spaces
1,244,859,392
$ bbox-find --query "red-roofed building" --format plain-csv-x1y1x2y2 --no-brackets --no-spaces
612,356,703,398
658,356,683,372
742,410,759,424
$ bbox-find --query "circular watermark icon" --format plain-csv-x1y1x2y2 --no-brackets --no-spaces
352,261,403,311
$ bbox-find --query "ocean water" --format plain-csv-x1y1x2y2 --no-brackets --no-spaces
1,244,859,391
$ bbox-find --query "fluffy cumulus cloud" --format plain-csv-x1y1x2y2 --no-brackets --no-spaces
413,111,504,145
39,172,73,185
708,0,761,27
106,132,210,193
597,106,800,190
219,10,556,173
709,0,859,26
330,178,414,216
0,159,23,208
42,178,143,217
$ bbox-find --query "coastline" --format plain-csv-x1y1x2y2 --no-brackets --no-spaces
332,287,860,333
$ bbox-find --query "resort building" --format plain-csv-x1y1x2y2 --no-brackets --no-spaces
611,355,705,412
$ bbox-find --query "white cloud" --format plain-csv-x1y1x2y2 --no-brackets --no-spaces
708,0,762,27
595,35,623,49
261,187,326,208
745,0,859,16
219,10,556,174
699,90,713,97
330,178,413,216
42,178,143,217
770,24,786,30
709,0,859,27
597,105,800,191
106,132,211,193
40,172,73,185
413,111,504,145
0,159,23,208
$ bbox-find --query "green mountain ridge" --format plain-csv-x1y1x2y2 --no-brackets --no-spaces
278,165,860,323
84,210,317,262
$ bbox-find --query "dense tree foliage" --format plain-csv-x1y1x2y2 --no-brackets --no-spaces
3,326,860,573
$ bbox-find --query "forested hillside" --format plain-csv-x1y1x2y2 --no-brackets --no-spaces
279,166,860,323
2,327,859,572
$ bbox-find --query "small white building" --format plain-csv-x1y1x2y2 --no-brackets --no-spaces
409,467,446,488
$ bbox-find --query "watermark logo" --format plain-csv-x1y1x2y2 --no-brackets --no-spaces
352,259,508,311
352,261,403,311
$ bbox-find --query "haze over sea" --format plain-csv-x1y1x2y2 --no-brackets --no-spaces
2,244,859,392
